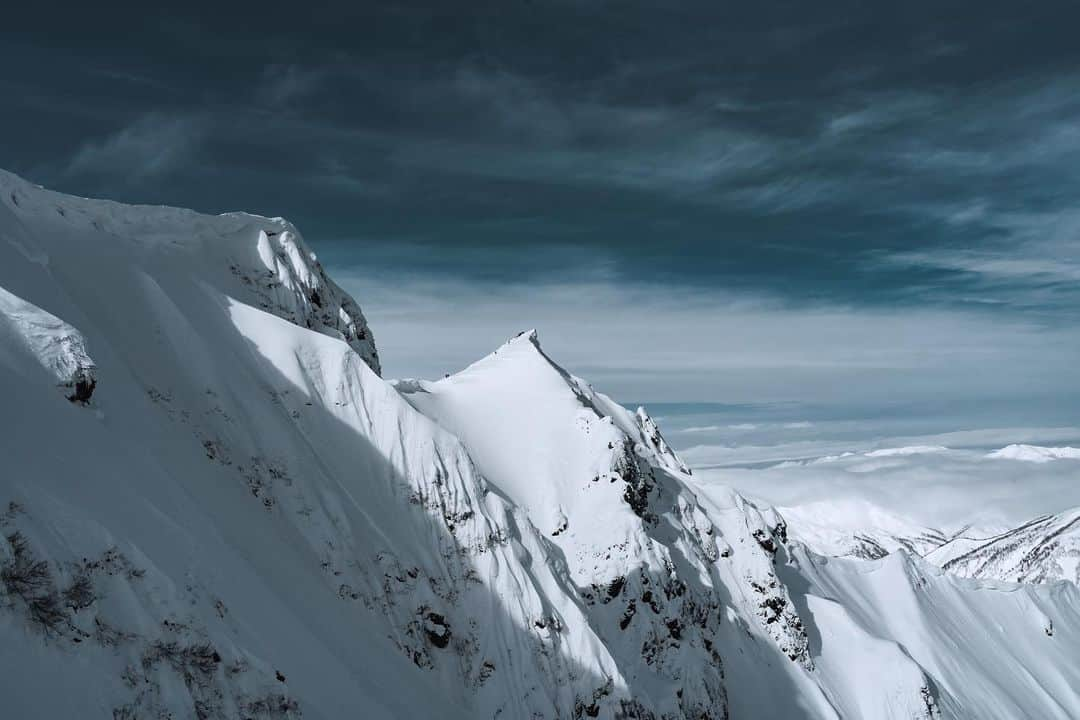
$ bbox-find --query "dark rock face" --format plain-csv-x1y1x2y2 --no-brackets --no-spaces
613,440,657,524
66,369,96,404
752,528,777,555
422,611,452,648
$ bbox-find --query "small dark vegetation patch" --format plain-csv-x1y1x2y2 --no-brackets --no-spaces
2,532,72,636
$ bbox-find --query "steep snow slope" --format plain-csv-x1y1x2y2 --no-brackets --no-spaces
397,331,830,719
927,508,1080,584
6,169,803,720
1,171,644,719
0,173,454,719
2,169,1079,720
0,171,809,720
787,547,1080,719
396,330,1080,718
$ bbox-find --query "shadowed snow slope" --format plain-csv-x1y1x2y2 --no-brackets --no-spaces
1,169,1079,719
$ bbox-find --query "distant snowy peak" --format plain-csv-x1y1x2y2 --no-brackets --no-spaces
863,445,948,458
0,169,380,374
986,444,1080,463
928,507,1080,584
780,499,951,560
787,491,1080,585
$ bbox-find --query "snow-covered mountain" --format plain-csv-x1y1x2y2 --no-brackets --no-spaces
985,444,1080,463
2,169,1079,719
778,499,953,560
927,508,1080,584
773,493,1080,587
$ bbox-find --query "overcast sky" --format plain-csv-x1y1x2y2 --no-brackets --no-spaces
3,2,1078,414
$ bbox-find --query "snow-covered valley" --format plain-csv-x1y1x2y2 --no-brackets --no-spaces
2,169,1078,719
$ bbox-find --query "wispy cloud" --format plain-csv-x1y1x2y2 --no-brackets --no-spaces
8,0,1080,348
391,130,777,195
886,250,1080,284
823,93,940,136
257,64,325,107
66,113,205,179
337,271,1080,405
693,428,1080,528
875,206,1080,306
385,63,782,197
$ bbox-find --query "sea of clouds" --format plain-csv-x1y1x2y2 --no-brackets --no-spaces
668,416,1080,530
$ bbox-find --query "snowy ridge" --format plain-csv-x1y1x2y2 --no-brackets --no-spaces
1,170,1079,719
633,406,693,476
0,169,379,374
773,492,1080,587
927,507,1080,584
779,499,951,560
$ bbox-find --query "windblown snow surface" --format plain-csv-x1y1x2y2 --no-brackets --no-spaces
1,169,1078,719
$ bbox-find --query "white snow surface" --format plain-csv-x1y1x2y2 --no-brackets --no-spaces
863,445,948,458
778,499,951,560
788,547,1080,719
1,169,1079,719
986,444,1080,463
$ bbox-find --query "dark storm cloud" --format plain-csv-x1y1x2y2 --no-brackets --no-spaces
2,1,1079,400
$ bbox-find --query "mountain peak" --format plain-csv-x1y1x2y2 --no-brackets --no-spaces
506,328,539,346
441,327,557,386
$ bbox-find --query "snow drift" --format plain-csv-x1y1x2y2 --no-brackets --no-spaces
1,169,1078,719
